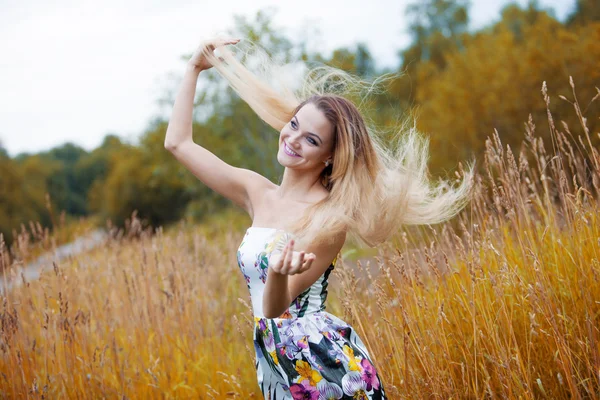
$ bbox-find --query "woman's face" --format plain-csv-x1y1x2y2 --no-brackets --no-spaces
277,102,335,171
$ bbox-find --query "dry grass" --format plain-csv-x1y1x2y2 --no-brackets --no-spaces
2,211,100,273
1,79,599,399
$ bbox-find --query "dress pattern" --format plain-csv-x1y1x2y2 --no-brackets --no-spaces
237,227,387,400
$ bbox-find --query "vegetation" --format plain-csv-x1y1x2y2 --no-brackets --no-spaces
1,78,598,398
1,1,600,397
1,1,598,257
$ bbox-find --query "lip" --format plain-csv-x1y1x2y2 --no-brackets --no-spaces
283,142,301,157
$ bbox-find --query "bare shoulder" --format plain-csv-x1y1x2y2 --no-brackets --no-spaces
242,168,276,189
244,170,278,219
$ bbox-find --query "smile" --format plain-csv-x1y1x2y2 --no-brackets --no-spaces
283,142,301,157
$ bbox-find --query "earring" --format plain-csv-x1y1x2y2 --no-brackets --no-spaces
324,160,330,167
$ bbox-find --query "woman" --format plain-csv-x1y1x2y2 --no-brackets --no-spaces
164,37,474,399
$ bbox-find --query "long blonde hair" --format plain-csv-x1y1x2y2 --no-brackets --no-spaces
202,38,475,248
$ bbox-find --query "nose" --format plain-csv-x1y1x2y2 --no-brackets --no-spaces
287,132,302,149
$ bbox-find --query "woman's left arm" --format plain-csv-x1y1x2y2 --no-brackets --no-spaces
262,232,346,318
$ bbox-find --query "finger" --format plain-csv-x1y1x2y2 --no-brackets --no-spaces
215,38,239,48
277,245,289,274
303,253,315,265
273,244,288,273
278,242,291,274
291,251,305,274
298,256,314,273
284,240,294,267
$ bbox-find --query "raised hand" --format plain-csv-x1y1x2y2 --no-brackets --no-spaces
188,37,240,71
269,239,316,276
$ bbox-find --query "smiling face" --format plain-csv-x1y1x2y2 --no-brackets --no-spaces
277,102,335,171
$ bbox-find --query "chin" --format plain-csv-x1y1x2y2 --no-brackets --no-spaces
277,152,304,169
276,151,288,166
277,153,293,167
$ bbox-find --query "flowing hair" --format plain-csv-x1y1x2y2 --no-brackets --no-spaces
202,38,475,248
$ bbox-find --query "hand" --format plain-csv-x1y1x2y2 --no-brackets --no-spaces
269,239,316,275
188,37,240,71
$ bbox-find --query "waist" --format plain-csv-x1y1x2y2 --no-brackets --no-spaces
253,309,325,324
251,298,327,319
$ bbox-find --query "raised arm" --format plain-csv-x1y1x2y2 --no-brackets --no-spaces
164,38,272,217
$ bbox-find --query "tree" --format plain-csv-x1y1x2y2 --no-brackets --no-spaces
0,138,8,159
403,0,470,66
0,156,51,244
390,0,471,115
326,43,376,79
495,2,550,40
566,0,600,27
27,143,90,216
414,8,600,173
231,8,295,62
75,134,126,213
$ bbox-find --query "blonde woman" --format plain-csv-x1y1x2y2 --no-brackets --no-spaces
164,37,474,399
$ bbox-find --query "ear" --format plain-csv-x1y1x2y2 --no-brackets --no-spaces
326,151,334,163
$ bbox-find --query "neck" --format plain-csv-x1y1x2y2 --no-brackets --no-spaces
277,167,324,200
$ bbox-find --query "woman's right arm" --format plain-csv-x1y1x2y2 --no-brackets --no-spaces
164,43,272,218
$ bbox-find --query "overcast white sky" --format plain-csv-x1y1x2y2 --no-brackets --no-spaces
0,0,574,156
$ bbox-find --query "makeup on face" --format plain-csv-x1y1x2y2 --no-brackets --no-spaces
278,103,334,166
283,141,301,157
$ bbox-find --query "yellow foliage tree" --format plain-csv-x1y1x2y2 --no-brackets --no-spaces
414,9,600,173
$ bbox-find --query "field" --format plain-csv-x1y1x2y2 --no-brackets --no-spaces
1,82,599,399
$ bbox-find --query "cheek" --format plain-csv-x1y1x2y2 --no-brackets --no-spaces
307,147,327,159
279,128,289,142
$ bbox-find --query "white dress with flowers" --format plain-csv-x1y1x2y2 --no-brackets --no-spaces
237,227,387,400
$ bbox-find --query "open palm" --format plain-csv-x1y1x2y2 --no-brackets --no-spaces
269,239,315,275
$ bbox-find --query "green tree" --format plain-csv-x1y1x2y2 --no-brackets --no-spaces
91,123,222,228
76,134,126,212
0,139,8,159
566,0,600,27
231,8,295,62
32,143,89,216
0,156,51,244
403,0,470,66
326,43,376,78
390,0,471,115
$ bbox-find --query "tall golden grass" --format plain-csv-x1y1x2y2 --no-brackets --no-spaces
3,210,100,271
1,79,599,399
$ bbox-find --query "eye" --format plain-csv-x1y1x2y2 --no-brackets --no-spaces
290,120,297,129
307,137,317,145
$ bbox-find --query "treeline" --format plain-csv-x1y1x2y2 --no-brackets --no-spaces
1,0,599,246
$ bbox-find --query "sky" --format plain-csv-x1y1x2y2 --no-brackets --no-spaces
0,0,574,157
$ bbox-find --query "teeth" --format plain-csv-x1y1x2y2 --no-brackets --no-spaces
285,143,299,156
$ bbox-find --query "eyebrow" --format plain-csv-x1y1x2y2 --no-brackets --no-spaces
294,116,323,145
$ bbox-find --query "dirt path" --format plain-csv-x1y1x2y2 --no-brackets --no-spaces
0,229,107,294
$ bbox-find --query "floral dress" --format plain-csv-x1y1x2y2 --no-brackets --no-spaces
237,227,387,400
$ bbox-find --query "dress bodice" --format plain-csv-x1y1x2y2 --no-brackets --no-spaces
236,227,336,318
